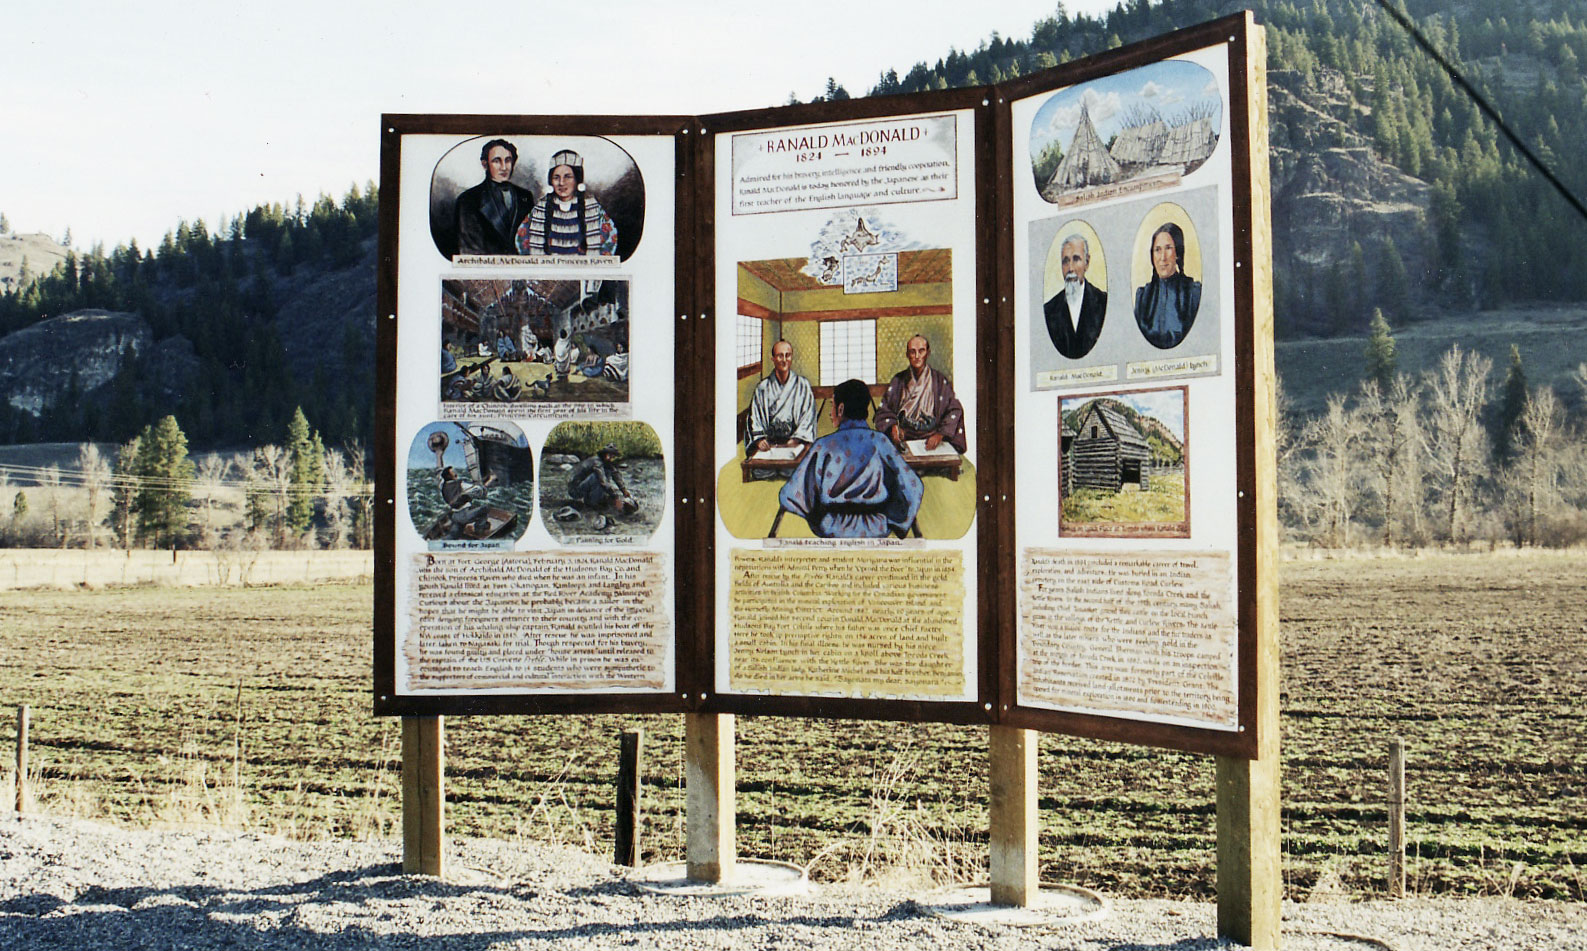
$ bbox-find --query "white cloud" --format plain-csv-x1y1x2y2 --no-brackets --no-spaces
1044,88,1123,141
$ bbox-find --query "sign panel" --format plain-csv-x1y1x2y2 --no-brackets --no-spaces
376,119,686,714
704,94,991,721
1000,17,1272,755
373,15,1273,752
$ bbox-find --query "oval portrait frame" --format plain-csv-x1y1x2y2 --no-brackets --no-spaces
539,421,666,545
1130,201,1204,350
407,420,534,549
428,134,646,262
1041,219,1109,361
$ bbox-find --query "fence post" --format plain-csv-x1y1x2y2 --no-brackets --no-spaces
989,725,1038,906
685,713,734,883
1389,738,1406,898
14,705,28,814
402,715,445,876
615,729,643,866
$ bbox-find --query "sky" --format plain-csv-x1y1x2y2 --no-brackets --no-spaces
1028,58,1222,156
3,0,1119,253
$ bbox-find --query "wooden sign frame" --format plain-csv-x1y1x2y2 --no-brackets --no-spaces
994,14,1274,759
374,13,1274,761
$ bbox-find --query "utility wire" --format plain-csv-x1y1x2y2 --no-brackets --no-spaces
0,463,374,496
1367,0,1587,227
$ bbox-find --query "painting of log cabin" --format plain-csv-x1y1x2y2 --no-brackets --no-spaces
1058,387,1189,538
1029,59,1222,207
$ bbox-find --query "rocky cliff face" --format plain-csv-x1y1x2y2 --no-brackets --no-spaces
1267,67,1433,328
0,310,194,416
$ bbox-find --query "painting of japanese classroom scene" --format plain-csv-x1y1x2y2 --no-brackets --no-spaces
440,279,630,408
1059,386,1189,538
538,421,665,545
717,251,976,540
406,421,534,550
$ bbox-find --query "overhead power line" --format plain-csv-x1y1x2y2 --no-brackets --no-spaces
1368,0,1587,227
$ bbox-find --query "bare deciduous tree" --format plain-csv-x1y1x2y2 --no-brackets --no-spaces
39,464,64,548
77,443,112,549
1423,345,1491,545
322,449,350,550
247,445,293,548
1298,393,1366,547
1357,375,1424,546
1500,386,1566,547
196,455,233,537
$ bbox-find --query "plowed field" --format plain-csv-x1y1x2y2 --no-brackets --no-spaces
0,551,1580,900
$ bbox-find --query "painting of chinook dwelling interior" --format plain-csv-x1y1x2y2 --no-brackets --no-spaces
1030,60,1222,206
1059,386,1188,538
441,278,630,407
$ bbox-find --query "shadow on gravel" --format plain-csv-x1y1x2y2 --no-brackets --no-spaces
0,865,941,949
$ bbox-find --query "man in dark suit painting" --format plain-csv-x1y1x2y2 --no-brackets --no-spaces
453,139,536,255
1042,233,1107,359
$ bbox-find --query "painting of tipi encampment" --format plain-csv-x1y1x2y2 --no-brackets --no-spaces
1030,60,1222,206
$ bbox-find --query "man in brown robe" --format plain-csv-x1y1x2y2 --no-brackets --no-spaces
873,334,966,454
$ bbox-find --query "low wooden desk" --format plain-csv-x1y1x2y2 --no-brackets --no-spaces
741,444,962,482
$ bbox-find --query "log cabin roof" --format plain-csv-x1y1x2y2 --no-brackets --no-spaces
1076,401,1151,454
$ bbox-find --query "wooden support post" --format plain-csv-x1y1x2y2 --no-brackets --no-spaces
1388,738,1406,898
1219,19,1280,948
402,715,445,877
1216,754,1281,949
989,725,1038,906
14,704,28,814
615,729,643,867
685,712,734,883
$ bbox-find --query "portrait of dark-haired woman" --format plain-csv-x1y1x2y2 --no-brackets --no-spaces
1133,221,1201,349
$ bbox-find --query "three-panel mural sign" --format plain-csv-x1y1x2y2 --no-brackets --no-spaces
375,14,1275,758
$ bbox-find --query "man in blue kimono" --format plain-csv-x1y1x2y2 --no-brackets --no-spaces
778,378,923,539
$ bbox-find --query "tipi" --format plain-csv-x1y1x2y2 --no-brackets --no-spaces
1046,104,1121,190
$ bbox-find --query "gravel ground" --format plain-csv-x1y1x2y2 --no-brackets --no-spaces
1,815,1582,950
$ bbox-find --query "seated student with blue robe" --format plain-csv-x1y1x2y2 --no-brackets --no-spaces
778,378,923,539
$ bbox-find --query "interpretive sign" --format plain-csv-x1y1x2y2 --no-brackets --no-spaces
705,91,991,721
999,15,1274,756
375,13,1273,756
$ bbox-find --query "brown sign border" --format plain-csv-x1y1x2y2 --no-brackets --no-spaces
373,13,1274,758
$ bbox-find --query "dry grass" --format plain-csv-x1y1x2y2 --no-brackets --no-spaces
803,743,983,889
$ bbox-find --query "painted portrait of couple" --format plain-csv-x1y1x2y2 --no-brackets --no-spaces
1041,208,1203,359
428,135,646,261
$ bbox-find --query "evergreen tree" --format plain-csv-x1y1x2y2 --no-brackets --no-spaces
1364,307,1398,390
285,407,326,537
1376,236,1410,322
132,415,194,548
1494,344,1529,463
